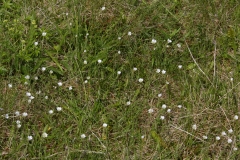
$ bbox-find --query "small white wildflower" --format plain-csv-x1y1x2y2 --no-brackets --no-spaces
148,108,154,114
227,138,232,143
8,83,12,88
36,90,41,94
26,92,31,97
233,147,238,151
5,114,9,119
75,35,78,37
230,78,233,82
83,60,87,64
56,107,62,111
228,129,233,134
48,110,53,114
221,131,227,136
86,76,90,80
81,134,86,139
16,120,21,124
158,93,162,97
153,47,156,50
27,135,33,141
117,71,121,75
34,42,38,46
101,6,106,11
192,124,197,130
162,104,167,109
133,67,137,71
138,78,143,83
151,39,157,44
160,116,165,120
15,111,20,116
177,43,181,48
22,112,28,117
166,81,169,84
17,124,21,128
86,33,89,36
25,75,30,80
45,96,48,99
234,115,238,120
69,86,73,90
103,123,108,128
216,136,220,141
177,105,182,109
65,12,69,16
126,101,131,106
42,32,47,36
117,50,121,54
156,69,161,73
84,50,86,53
161,70,166,74
167,109,171,113
141,135,145,139
28,99,32,104
97,59,102,64
167,39,172,43
203,136,208,140
118,37,121,40
69,22,72,26
128,31,132,36
41,67,46,72
24,81,28,85
34,76,38,80
58,82,63,87
49,70,53,74
84,80,88,84
42,132,48,138
178,65,182,69
30,96,34,100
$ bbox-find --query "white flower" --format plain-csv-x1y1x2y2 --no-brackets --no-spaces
42,132,48,138
84,80,88,84
221,131,227,136
101,6,106,11
36,90,41,94
156,69,161,73
48,110,53,114
83,60,87,64
141,135,145,139
202,136,208,140
25,75,30,80
158,93,162,97
65,12,69,16
28,99,32,104
177,105,182,109
166,81,169,84
86,76,90,80
97,59,102,64
117,71,121,75
103,123,108,127
167,109,171,113
58,82,63,86
17,124,21,128
16,120,21,124
41,67,46,72
118,37,121,40
69,22,72,26
22,112,28,117
230,78,233,81
148,108,154,114
81,134,86,139
26,92,31,97
84,50,86,53
167,39,172,43
192,124,197,130
126,101,131,105
5,114,9,119
178,65,182,69
27,135,33,141
15,111,20,116
56,107,62,111
128,32,132,36
151,39,157,44
117,50,121,54
34,76,38,80
227,138,232,143
228,129,233,133
138,78,143,83
233,147,238,151
42,32,47,36
8,83,12,88
216,136,220,141
69,86,73,90
160,116,165,120
234,115,238,120
24,82,28,85
45,96,48,99
162,104,167,109
161,70,166,74
133,67,137,71
30,96,34,100
34,42,38,46
177,43,181,48
49,70,53,74
86,33,89,36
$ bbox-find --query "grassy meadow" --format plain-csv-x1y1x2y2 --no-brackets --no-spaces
1,0,240,159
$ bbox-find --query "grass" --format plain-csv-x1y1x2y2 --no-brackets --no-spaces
0,0,240,159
